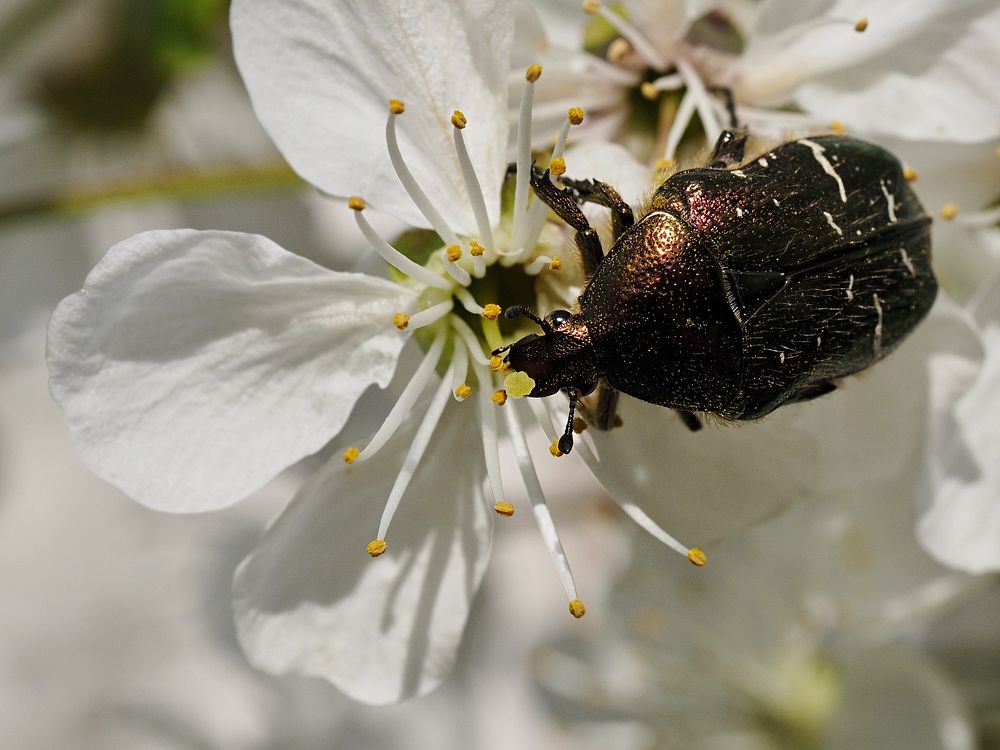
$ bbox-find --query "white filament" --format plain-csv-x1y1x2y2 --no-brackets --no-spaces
376,357,456,540
450,316,491,366
452,125,495,262
663,87,697,161
592,3,667,70
353,211,451,290
676,57,721,145
450,337,470,401
474,361,506,507
358,332,446,462
503,401,580,602
408,299,455,330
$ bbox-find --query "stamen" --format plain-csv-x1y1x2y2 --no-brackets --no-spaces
503,401,582,610
568,599,586,618
663,88,697,161
647,73,683,95
450,316,490,366
481,304,502,320
528,397,704,562
854,17,868,32
940,202,959,221
957,205,1000,228
343,447,360,464
375,357,456,541
358,332,446,462
525,255,559,275
549,440,563,457
676,58,721,146
408,300,454,330
366,539,387,557
453,285,491,316
549,156,567,176
492,390,508,406
688,548,708,567
606,37,632,64
385,101,462,249
583,0,667,70
512,65,541,241
474,361,507,518
469,240,486,256
494,501,515,517
490,354,509,373
451,110,495,267
903,166,918,182
829,120,847,135
451,337,471,402
441,246,471,286
352,203,452,290
393,312,410,330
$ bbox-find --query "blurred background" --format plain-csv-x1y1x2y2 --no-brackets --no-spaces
1,2,998,749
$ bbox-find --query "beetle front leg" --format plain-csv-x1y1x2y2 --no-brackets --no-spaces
708,129,748,169
530,167,605,278
560,178,635,244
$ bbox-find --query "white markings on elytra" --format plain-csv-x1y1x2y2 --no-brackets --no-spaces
773,198,781,207
736,207,744,218
846,274,855,301
798,138,847,203
758,157,769,167
731,169,747,178
816,336,822,347
823,211,843,236
779,351,786,364
900,248,916,277
856,229,862,236
872,293,884,358
880,179,898,223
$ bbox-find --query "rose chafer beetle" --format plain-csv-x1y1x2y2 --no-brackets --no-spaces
495,129,936,454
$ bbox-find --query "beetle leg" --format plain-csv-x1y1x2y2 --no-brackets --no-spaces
558,390,580,454
530,166,605,277
708,129,748,169
708,86,740,129
676,409,703,431
788,380,838,404
560,178,635,243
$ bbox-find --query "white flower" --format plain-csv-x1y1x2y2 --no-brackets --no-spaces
519,0,1000,161
534,427,990,749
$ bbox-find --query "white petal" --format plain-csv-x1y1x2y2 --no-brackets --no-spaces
737,0,1000,141
578,395,822,544
233,401,492,705
918,284,1000,573
794,3,1000,142
562,140,654,207
231,0,513,233
47,229,414,512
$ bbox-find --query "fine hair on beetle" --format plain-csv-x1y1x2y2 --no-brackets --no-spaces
494,92,936,456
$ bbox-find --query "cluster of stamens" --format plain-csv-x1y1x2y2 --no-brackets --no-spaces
341,63,708,618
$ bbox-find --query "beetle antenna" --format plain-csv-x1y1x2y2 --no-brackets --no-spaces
504,305,552,334
558,390,578,454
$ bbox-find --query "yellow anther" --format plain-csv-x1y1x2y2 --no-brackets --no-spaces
525,64,542,82
504,371,536,398
348,195,366,211
549,440,563,457
655,158,676,173
854,17,868,32
481,303,502,320
446,245,462,262
582,0,601,14
549,256,562,271
687,548,708,567
455,383,472,400
550,157,567,176
388,99,405,114
572,417,588,434
494,501,515,517
568,599,586,618
940,202,959,221
366,539,387,557
607,37,632,63
469,240,486,256
342,447,360,464
641,81,660,100
451,110,467,129
829,120,846,135
567,107,585,125
492,389,508,406
393,312,410,330
903,166,919,182
490,354,509,372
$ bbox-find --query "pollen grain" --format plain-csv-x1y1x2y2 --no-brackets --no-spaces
366,539,388,557
687,548,708,567
494,501,515,517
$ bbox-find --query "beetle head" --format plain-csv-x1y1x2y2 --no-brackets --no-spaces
496,306,599,398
